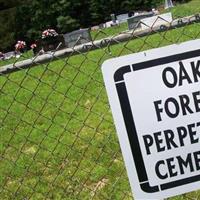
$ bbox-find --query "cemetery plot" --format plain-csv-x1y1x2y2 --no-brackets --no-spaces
63,29,92,48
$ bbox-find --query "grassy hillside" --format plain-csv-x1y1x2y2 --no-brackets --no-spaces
167,0,200,18
90,0,200,40
1,0,200,199
1,22,200,199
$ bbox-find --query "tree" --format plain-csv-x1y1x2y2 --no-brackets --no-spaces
57,16,79,33
0,8,16,51
0,0,167,51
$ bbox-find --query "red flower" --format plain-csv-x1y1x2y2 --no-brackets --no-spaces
15,40,26,51
31,43,37,49
42,29,58,39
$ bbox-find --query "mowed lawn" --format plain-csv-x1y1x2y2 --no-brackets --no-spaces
1,5,200,200
167,0,200,18
90,0,200,41
90,22,128,40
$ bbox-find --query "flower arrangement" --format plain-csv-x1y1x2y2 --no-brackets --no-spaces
15,40,26,52
30,43,37,49
42,29,58,39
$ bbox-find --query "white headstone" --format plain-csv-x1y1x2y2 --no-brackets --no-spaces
116,13,129,24
127,12,155,30
140,12,172,29
165,0,174,9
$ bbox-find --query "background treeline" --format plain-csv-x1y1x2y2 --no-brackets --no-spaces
0,0,190,51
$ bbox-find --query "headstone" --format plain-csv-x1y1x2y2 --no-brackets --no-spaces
111,13,116,24
116,13,129,24
91,25,99,31
99,23,105,29
63,28,92,48
165,0,174,9
127,12,155,30
4,51,15,60
0,52,5,60
128,11,135,18
105,21,116,28
140,12,172,29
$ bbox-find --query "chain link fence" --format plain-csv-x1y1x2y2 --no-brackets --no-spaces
1,14,200,200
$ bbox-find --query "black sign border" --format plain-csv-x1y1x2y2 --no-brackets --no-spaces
114,48,200,193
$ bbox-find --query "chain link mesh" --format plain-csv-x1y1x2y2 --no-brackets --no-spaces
1,15,200,200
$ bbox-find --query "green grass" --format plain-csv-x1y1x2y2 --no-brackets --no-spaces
1,22,200,200
90,22,128,40
0,51,34,67
1,1,200,199
1,0,199,68
89,0,200,41
165,0,200,19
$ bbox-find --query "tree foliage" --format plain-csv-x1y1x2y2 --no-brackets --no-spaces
0,0,189,51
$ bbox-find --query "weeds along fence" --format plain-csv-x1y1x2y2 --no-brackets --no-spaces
1,15,200,200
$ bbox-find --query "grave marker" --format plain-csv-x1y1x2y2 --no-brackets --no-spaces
165,0,174,9
127,12,155,30
63,29,92,48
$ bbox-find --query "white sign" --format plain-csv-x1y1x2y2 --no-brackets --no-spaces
141,12,172,29
102,39,200,200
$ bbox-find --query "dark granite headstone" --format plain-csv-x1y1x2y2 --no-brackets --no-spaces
63,29,92,48
99,23,105,29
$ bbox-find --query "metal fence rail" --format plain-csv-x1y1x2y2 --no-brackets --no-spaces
1,14,200,76
0,15,200,200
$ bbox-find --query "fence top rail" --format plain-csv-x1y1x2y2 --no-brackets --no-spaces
0,14,199,76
